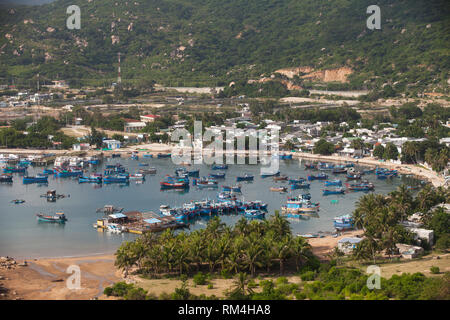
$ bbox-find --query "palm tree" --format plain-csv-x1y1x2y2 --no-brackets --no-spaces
270,211,291,239
189,231,206,272
243,237,264,277
115,241,138,277
291,236,312,271
230,272,254,298
272,236,292,275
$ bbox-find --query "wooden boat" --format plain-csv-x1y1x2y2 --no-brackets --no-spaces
157,153,171,158
270,186,288,192
333,214,354,230
304,163,317,170
160,175,190,189
209,172,226,179
79,174,102,183
236,174,254,182
243,209,265,219
307,173,328,181
143,154,153,158
139,167,157,174
193,177,218,188
279,154,293,160
36,212,67,224
346,173,361,180
346,182,374,192
104,174,129,183
11,199,25,204
130,173,145,180
3,166,26,173
332,167,347,174
290,182,310,190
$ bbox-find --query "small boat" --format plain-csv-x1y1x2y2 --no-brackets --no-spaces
236,174,254,182
104,174,129,184
78,174,102,183
43,169,55,175
324,179,342,187
290,182,310,190
332,167,347,174
273,175,288,181
346,182,374,192
11,199,25,204
322,187,345,195
209,172,226,179
157,153,172,158
160,175,190,189
221,185,242,193
304,163,317,170
106,223,123,233
212,164,228,170
261,171,280,178
193,177,218,188
244,209,265,219
333,214,354,230
138,163,149,167
111,153,121,158
187,169,200,177
23,174,48,184
362,168,375,174
0,174,13,183
130,173,145,180
3,166,26,173
346,173,361,180
270,186,288,193
36,212,67,224
318,163,334,171
279,154,293,160
289,177,306,184
143,154,153,158
307,173,328,181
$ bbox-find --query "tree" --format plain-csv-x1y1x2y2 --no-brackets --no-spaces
383,143,398,160
313,139,335,155
373,144,385,159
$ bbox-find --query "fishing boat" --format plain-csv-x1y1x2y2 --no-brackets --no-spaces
111,153,121,158
193,177,218,188
23,174,48,184
244,209,265,219
11,199,25,204
346,173,361,180
36,212,67,224
212,164,228,170
209,172,226,179
218,192,237,201
103,174,130,184
289,177,306,184
273,175,288,181
324,179,342,187
304,163,317,170
87,156,100,165
157,153,171,158
322,187,345,195
3,166,26,173
344,163,354,168
143,154,153,158
270,186,288,192
307,173,328,181
332,167,347,174
0,174,13,183
78,174,103,183
43,169,55,175
222,185,242,193
139,163,149,167
290,182,310,190
130,173,145,180
377,173,395,180
160,175,190,189
236,174,254,182
131,153,139,160
346,182,374,192
362,168,376,174
279,154,293,160
333,214,354,230
160,205,178,216
261,171,280,178
175,167,188,176
282,195,320,214
106,224,124,233
318,163,334,171
55,168,83,178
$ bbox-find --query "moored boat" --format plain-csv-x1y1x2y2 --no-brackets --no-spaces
23,174,48,184
0,174,13,183
333,214,354,230
236,174,254,182
36,212,67,223
322,187,345,195
307,173,328,181
324,179,342,187
270,186,288,192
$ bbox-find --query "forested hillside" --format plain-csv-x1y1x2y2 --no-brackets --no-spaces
0,0,448,92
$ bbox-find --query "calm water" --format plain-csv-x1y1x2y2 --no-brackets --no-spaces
0,157,420,259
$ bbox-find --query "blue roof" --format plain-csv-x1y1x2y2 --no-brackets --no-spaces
338,237,363,244
109,213,127,219
144,218,161,224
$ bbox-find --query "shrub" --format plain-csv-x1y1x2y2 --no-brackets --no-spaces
221,269,232,279
124,287,148,300
430,266,440,274
301,271,316,281
207,283,214,290
193,272,208,285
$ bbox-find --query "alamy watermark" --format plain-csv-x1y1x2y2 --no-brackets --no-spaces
366,265,381,289
367,5,381,30
171,121,280,175
66,5,81,30
66,264,81,290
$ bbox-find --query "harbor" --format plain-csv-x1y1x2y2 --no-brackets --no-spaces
0,153,425,259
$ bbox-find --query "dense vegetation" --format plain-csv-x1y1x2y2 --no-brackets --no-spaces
0,116,77,148
0,0,448,94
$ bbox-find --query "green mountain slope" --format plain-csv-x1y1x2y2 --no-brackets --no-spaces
0,0,449,91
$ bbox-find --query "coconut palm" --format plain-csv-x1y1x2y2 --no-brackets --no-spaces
291,236,312,271
272,236,292,275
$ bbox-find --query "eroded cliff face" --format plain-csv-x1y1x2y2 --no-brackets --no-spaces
275,66,353,83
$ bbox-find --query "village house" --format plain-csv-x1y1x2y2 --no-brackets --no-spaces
124,119,146,132
337,237,363,254
140,114,161,123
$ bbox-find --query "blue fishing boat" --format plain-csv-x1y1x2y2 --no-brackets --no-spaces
290,182,310,190
111,153,121,158
78,174,103,183
279,154,293,160
212,164,228,170
143,154,153,158
157,153,171,158
332,167,347,174
209,172,226,179
344,163,354,168
104,174,129,184
193,177,218,188
221,185,242,193
236,174,254,182
243,209,265,219
333,214,354,230
139,163,149,167
23,174,48,184
160,175,189,189
318,163,334,171
346,173,361,180
362,168,375,174
131,154,139,160
289,177,306,184
11,199,25,204
324,179,342,187
304,163,317,170
307,173,328,181
322,187,345,195
346,182,374,192
43,169,55,175
188,169,200,177
3,166,26,173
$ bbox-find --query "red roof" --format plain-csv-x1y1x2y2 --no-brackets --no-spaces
142,114,160,118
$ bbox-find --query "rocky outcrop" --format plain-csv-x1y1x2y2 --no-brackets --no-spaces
274,66,353,83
